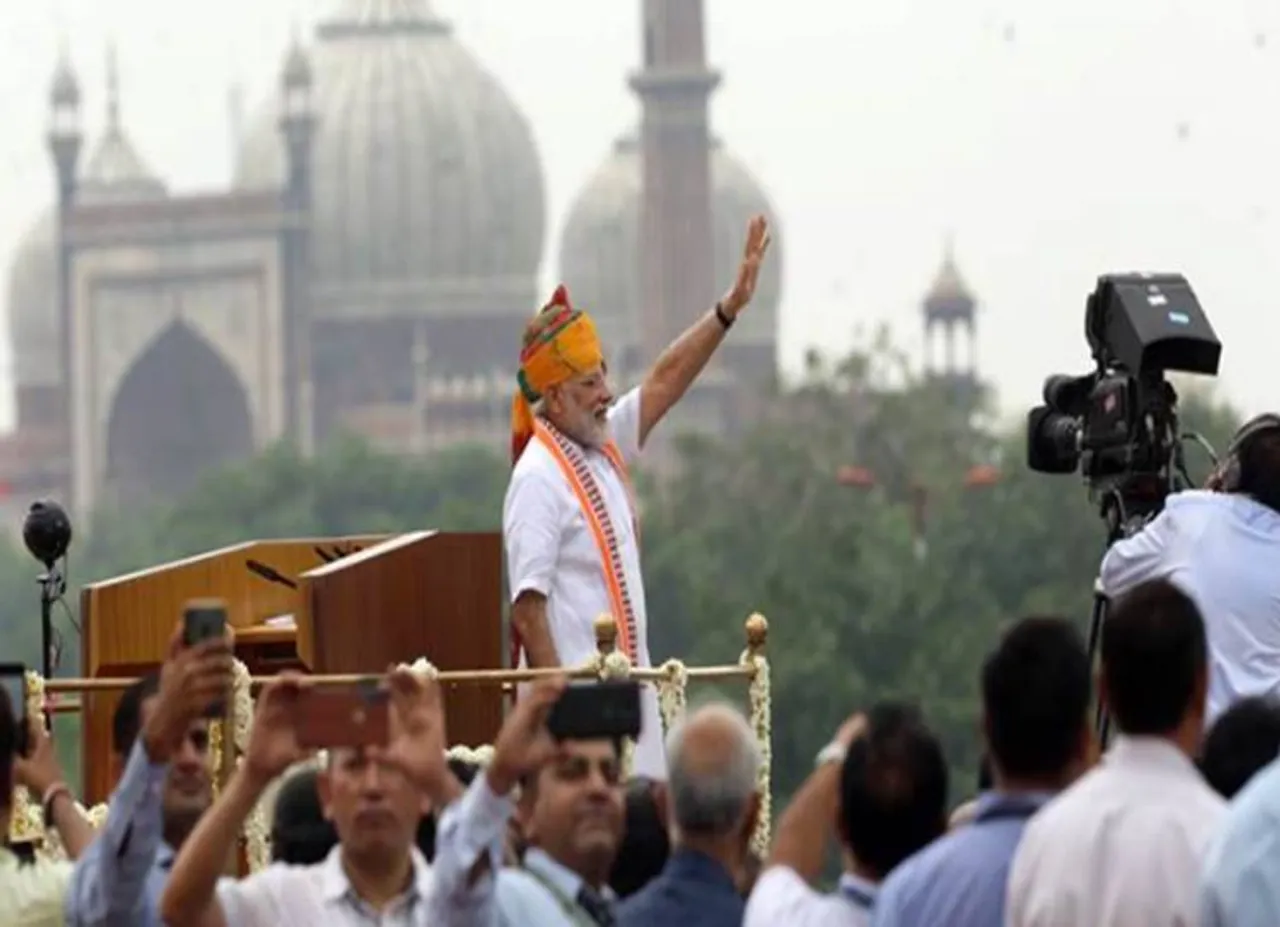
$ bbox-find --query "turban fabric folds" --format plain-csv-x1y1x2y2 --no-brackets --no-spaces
511,284,604,462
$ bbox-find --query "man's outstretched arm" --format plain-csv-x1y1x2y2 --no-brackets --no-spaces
638,215,771,446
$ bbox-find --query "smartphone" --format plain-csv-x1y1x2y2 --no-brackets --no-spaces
183,599,228,647
183,599,228,718
547,680,642,742
295,680,391,749
0,663,29,758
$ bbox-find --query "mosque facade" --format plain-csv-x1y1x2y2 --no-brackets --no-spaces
0,0,971,520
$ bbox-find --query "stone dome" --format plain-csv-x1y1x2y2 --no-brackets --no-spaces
8,212,60,388
234,0,546,297
557,133,782,366
6,73,167,389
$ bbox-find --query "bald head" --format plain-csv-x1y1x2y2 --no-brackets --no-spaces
666,703,761,838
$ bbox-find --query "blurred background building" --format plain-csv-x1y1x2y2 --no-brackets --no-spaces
0,0,975,518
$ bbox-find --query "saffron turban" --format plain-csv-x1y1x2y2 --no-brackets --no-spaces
511,284,604,462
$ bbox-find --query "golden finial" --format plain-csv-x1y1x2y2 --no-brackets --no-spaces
745,613,768,656
594,614,619,656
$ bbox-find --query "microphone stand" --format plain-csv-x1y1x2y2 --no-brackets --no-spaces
36,561,66,730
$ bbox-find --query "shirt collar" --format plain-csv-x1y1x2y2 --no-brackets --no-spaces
973,789,1054,822
1106,734,1199,777
664,847,739,889
523,847,617,903
838,872,878,910
318,844,433,905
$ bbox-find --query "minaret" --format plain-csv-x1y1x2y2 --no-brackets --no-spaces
629,0,721,370
277,38,317,453
47,48,82,499
922,236,979,394
105,41,121,132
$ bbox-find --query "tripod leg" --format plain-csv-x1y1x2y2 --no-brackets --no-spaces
1088,587,1111,741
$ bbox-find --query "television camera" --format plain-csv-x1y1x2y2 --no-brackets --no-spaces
1026,273,1222,543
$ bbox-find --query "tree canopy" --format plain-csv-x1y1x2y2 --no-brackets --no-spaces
0,338,1246,801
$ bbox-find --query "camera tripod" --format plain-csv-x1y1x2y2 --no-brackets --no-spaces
1086,577,1112,745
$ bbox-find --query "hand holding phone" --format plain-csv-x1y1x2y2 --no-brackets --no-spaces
294,680,390,749
182,599,229,719
546,680,642,742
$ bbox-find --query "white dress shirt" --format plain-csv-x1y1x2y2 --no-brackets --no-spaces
1099,490,1280,723
212,844,478,926
744,866,876,927
432,773,615,926
0,846,72,926
504,386,664,779
1006,735,1226,927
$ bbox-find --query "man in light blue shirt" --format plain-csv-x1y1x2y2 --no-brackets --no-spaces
433,677,631,927
872,617,1092,927
65,626,232,926
1201,753,1280,926
1100,414,1280,723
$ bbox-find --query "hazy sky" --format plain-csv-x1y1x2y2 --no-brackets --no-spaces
2,0,1278,433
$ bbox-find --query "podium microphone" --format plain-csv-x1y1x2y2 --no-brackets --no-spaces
22,500,72,717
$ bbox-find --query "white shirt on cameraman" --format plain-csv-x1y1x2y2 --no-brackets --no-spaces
1099,489,1280,722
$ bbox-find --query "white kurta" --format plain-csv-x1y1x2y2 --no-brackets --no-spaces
503,387,666,779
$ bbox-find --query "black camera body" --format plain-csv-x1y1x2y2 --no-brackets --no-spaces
1027,273,1222,536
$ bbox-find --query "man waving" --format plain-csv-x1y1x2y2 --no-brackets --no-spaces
504,216,771,779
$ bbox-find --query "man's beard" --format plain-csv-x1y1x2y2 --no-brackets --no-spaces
564,406,608,448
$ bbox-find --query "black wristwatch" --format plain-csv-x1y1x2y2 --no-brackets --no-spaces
714,302,735,331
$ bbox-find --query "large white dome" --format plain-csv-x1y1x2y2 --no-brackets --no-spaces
235,0,547,294
558,133,782,362
6,105,166,390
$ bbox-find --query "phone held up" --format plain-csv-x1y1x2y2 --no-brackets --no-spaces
0,662,29,758
294,679,390,750
547,680,642,742
183,598,229,718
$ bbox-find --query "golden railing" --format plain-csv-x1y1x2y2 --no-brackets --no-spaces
10,613,772,870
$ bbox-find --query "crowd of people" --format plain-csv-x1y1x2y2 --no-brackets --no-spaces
5,220,1280,926
2,574,1280,925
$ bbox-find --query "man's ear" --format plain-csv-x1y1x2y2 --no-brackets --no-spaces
1193,664,1210,723
1095,667,1109,725
317,768,335,822
741,791,762,846
1079,720,1099,770
652,781,671,834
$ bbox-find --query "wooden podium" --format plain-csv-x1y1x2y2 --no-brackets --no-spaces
80,532,503,803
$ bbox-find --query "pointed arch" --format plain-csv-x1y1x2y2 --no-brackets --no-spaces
104,321,255,503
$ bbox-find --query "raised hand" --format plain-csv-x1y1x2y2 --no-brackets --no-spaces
142,624,234,762
244,673,311,786
720,215,773,316
13,716,64,796
486,676,568,796
1204,460,1227,492
376,667,450,795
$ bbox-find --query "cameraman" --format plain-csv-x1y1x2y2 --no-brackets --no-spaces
1099,414,1280,722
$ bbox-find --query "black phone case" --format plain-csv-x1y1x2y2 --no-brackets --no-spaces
547,681,642,741
182,608,227,717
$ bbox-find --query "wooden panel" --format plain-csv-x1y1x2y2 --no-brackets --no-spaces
79,535,388,803
301,531,504,748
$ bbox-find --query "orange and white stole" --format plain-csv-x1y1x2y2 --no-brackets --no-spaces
511,416,641,669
